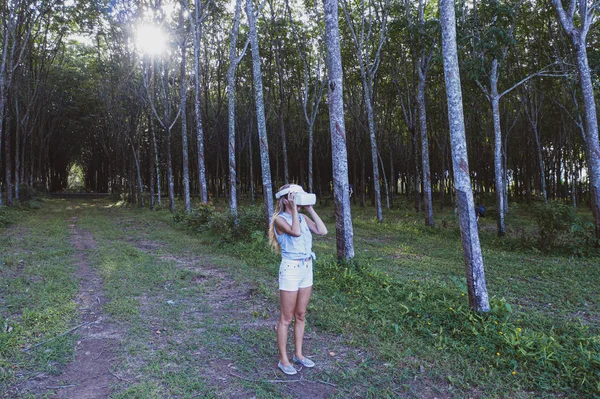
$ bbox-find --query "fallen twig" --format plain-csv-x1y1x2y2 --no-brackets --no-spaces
315,379,337,387
230,372,304,384
46,384,78,389
108,368,134,382
22,320,99,352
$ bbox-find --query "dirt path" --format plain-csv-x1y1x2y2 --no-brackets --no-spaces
17,216,123,398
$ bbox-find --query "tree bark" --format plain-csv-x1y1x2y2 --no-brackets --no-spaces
180,8,191,213
149,112,161,207
440,0,490,312
551,0,600,240
342,0,386,222
417,65,433,226
324,0,355,259
490,60,505,236
522,85,547,202
227,0,246,222
191,0,209,203
246,0,274,228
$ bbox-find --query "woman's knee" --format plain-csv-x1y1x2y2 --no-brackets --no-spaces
294,310,306,322
279,314,293,327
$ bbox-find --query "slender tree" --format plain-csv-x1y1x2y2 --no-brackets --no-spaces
189,0,209,204
551,0,600,241
323,0,355,259
179,4,191,213
246,0,274,227
440,0,490,312
341,0,389,222
227,0,249,222
285,0,325,194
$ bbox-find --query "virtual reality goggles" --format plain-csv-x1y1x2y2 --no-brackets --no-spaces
275,185,317,206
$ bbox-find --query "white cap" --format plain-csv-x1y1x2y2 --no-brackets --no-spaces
275,184,305,199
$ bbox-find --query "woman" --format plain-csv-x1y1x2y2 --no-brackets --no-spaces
268,184,328,375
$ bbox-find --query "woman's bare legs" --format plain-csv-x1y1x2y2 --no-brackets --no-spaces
293,286,312,360
277,290,298,366
277,286,312,365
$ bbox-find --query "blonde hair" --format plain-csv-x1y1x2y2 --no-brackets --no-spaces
268,184,290,253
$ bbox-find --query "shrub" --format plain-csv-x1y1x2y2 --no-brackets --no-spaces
570,219,599,256
18,185,41,202
0,207,8,227
532,201,577,250
234,205,266,238
173,203,215,231
174,204,266,244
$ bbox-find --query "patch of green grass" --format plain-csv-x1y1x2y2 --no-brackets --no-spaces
4,198,599,398
180,200,599,397
0,204,79,394
110,380,163,399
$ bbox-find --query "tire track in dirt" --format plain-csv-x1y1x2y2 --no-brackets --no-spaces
131,240,337,398
17,216,124,398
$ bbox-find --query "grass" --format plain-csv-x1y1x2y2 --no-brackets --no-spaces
0,202,79,390
1,197,599,398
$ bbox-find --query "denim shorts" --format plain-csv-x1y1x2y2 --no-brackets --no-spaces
279,258,313,291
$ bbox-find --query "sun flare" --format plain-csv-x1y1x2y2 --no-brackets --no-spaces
135,24,167,55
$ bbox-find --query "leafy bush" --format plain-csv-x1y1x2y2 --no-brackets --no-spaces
532,201,577,250
173,204,266,244
18,185,41,202
173,203,215,231
0,207,8,227
570,219,599,255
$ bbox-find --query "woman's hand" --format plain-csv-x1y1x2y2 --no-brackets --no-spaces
287,191,297,206
287,192,298,215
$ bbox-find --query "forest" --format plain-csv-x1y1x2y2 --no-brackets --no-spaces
0,0,600,397
0,0,598,230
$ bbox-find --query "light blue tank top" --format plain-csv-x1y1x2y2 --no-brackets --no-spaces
275,212,315,260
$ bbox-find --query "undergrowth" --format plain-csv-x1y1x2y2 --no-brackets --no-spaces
172,199,600,397
312,257,600,396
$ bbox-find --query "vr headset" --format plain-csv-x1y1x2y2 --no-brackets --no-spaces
275,185,317,206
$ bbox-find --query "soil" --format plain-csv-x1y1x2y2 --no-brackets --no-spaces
7,210,457,398
13,216,123,399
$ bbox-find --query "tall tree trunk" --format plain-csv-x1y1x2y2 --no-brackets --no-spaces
551,0,600,240
150,114,161,207
150,151,155,210
342,0,386,222
440,0,490,312
378,151,390,209
360,156,366,207
364,88,383,221
412,129,421,212
246,0,274,228
134,146,145,208
0,30,7,207
5,118,13,204
324,0,355,259
248,124,255,205
389,144,395,199
490,60,505,236
192,0,209,203
227,0,245,222
179,9,191,214
274,40,289,183
166,127,175,212
418,65,433,226
574,44,600,240
532,126,547,202
14,101,21,201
